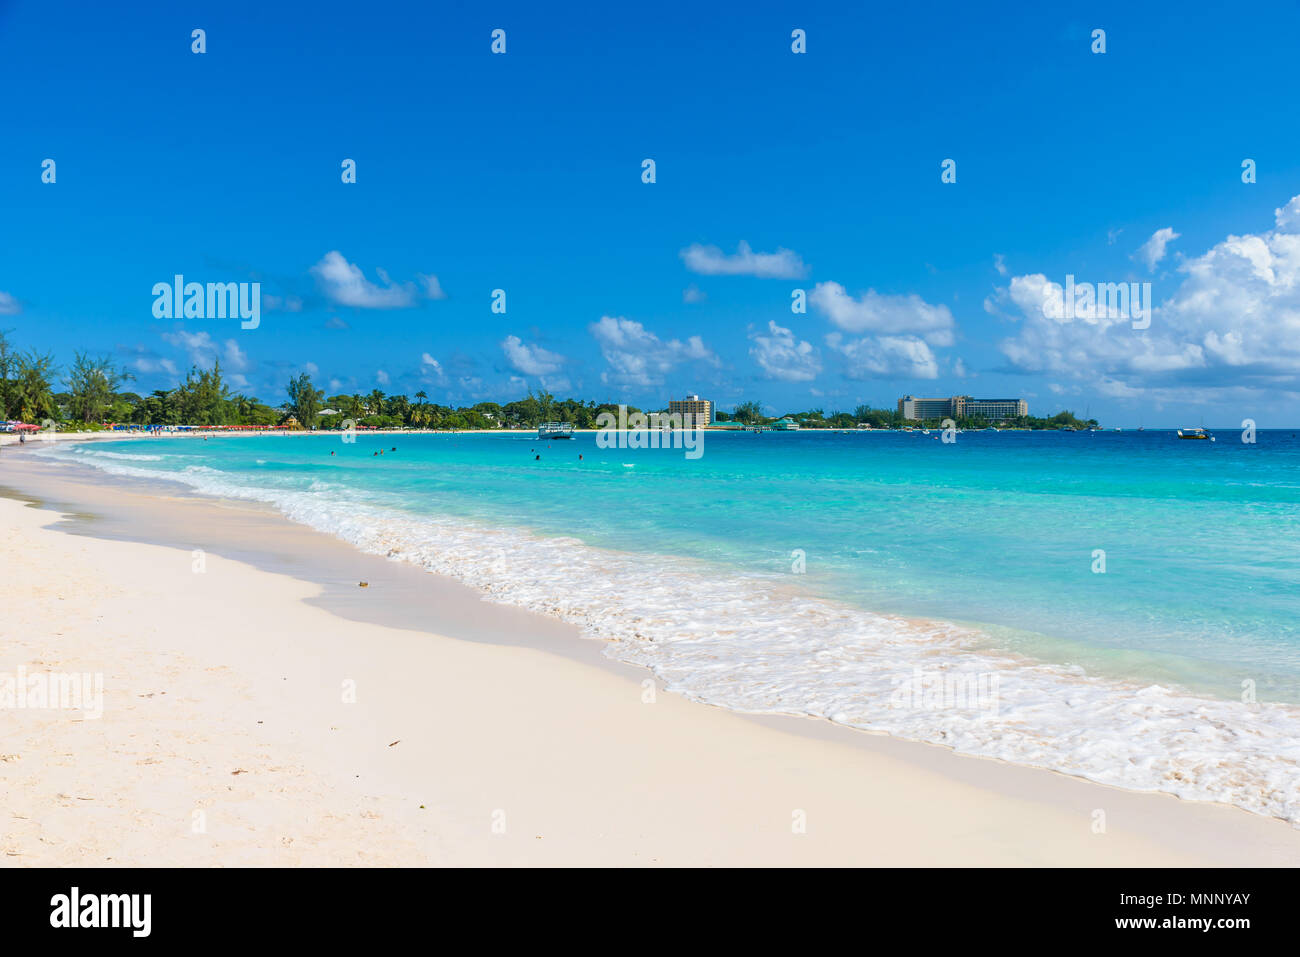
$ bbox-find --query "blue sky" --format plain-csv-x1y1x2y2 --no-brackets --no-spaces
3,0,1300,425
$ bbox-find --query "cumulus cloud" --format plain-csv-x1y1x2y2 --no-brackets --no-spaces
588,315,719,387
501,335,566,376
1134,227,1181,271
748,320,820,382
0,291,21,315
809,282,955,346
310,252,443,308
679,240,808,279
994,254,1008,276
825,332,939,379
160,328,251,373
994,193,1300,398
124,345,179,380
682,284,707,304
1276,195,1300,231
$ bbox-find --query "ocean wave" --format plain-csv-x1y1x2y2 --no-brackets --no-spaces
42,443,1300,824
70,447,164,462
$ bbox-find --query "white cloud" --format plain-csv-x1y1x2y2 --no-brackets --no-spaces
682,284,707,304
223,339,250,371
0,291,21,315
501,335,566,376
132,355,180,378
588,316,719,387
994,254,1008,276
310,251,419,308
160,329,252,375
809,281,955,346
679,240,808,279
995,193,1300,399
420,274,447,300
1276,195,1300,231
162,329,215,367
1134,227,1180,271
825,332,939,380
420,352,448,385
748,320,820,382
376,369,390,386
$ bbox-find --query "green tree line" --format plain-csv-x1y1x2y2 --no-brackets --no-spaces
0,331,1096,432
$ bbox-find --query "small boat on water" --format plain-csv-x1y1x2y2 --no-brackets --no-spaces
1177,428,1214,441
537,421,575,439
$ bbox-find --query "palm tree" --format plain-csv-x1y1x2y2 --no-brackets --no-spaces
15,351,57,423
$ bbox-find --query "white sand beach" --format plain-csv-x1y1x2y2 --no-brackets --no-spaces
3,440,1300,866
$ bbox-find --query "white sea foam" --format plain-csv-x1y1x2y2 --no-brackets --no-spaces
43,446,1300,824
69,447,164,462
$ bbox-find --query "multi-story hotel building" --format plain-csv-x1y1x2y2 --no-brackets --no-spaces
897,395,955,421
952,396,1028,420
668,394,714,427
898,395,1028,421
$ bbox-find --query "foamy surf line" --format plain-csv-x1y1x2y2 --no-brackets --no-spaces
37,444,1300,824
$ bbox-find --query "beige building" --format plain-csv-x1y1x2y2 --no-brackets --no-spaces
668,394,713,427
898,395,1027,421
951,396,1028,420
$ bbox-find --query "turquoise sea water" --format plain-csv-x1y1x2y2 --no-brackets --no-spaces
43,429,1300,819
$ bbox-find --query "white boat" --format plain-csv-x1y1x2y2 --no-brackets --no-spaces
538,422,575,439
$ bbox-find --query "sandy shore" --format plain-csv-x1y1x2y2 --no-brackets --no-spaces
3,444,1299,866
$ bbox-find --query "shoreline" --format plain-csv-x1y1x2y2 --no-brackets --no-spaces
3,446,1300,864
27,432,1300,825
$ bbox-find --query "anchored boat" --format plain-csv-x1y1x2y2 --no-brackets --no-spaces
1176,428,1214,441
537,421,575,439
